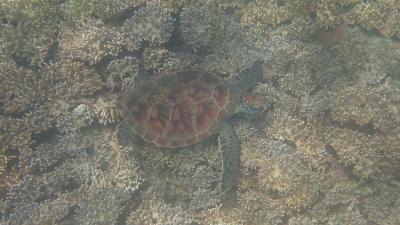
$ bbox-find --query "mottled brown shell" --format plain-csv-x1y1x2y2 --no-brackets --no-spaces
120,70,234,148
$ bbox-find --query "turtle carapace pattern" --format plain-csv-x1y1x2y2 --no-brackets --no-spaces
117,61,263,196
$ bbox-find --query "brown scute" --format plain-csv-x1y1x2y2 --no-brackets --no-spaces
186,84,211,102
147,117,166,136
196,99,219,133
167,120,195,139
148,93,167,106
167,101,196,139
198,131,211,140
145,98,172,135
167,87,187,102
185,136,199,146
213,85,229,108
155,136,170,147
171,105,181,121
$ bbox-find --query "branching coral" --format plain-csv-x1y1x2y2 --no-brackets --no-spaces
0,117,32,196
330,44,400,134
62,0,146,26
241,0,291,32
289,180,400,225
331,82,400,132
142,47,195,73
143,47,171,72
180,2,224,52
328,126,400,178
201,18,261,75
240,127,327,210
266,110,328,160
350,1,398,31
0,0,60,65
126,191,194,225
59,19,124,65
0,65,37,114
67,185,131,225
7,199,73,225
106,56,139,92
122,2,174,51
139,140,222,211
95,95,121,125
56,104,95,133
1,58,104,134
223,190,286,225
4,126,144,224
362,181,400,225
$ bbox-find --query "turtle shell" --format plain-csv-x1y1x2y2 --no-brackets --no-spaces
120,70,234,148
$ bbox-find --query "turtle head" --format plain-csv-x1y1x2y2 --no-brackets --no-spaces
236,92,269,114
230,60,263,94
230,61,269,114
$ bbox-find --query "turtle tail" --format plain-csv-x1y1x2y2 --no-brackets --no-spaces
230,61,263,93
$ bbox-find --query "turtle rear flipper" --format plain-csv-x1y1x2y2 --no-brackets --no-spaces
218,121,240,198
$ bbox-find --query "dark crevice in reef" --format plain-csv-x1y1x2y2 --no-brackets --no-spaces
103,3,146,26
328,113,379,135
93,42,145,81
167,7,216,56
116,142,149,225
3,105,34,119
324,144,360,181
44,7,63,66
94,54,120,78
324,144,340,160
61,205,79,224
166,7,186,53
116,187,143,225
45,31,60,65
12,55,32,68
279,215,289,225
31,125,61,147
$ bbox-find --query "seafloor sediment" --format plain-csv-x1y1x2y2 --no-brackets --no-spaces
1,0,400,224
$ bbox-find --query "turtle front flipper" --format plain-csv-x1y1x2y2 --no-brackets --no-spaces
218,120,240,197
115,120,137,147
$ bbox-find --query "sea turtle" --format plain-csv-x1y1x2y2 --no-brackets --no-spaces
116,61,264,196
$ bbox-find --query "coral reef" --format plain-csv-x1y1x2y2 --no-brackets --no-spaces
0,0,60,65
1,0,400,224
95,95,121,125
122,2,174,51
62,0,146,26
126,191,194,225
107,56,140,92
180,2,223,52
59,19,124,65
